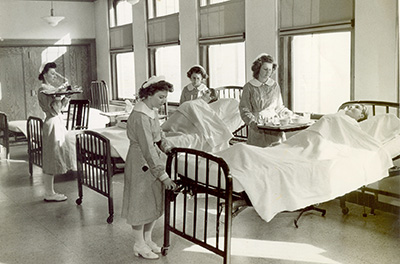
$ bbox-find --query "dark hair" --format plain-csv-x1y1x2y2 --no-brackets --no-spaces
38,62,57,81
208,88,218,104
186,65,208,79
138,80,174,100
251,54,278,79
358,105,369,122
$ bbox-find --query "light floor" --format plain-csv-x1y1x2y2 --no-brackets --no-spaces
0,144,399,264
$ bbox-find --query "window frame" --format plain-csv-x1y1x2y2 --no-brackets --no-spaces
278,22,355,111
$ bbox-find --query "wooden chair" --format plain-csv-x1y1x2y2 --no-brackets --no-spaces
90,80,110,113
75,130,115,224
66,99,90,130
0,112,10,159
27,116,43,176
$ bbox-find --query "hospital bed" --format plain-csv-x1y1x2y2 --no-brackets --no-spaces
337,101,400,216
161,100,400,264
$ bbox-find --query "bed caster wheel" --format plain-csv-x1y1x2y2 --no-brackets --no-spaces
107,215,113,224
341,207,349,215
76,198,82,205
161,247,168,256
362,213,367,217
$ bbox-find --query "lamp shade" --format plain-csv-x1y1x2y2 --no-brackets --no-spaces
42,15,65,27
127,0,140,5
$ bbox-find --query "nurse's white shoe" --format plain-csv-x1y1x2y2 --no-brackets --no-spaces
44,193,67,202
146,241,162,254
133,244,159,259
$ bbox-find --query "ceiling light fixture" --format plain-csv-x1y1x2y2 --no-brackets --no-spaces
126,0,140,5
42,1,65,27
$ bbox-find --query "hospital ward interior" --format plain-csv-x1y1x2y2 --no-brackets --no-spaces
1,0,400,263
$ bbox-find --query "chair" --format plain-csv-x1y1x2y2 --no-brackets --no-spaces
75,130,115,224
90,80,110,113
66,99,90,130
27,116,43,176
0,112,10,159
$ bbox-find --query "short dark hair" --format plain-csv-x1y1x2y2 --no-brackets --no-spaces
251,54,278,79
186,65,208,79
138,80,174,99
38,62,57,81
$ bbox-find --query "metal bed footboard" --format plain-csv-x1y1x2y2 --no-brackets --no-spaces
163,147,246,264
75,131,114,224
338,100,400,216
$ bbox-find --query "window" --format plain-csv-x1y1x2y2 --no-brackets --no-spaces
113,51,136,100
290,32,351,114
154,45,181,103
206,42,246,88
109,0,133,27
147,0,179,19
200,0,231,6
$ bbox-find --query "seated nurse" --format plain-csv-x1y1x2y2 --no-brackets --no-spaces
239,53,293,147
180,65,209,104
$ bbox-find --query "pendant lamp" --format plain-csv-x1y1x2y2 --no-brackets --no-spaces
42,1,65,27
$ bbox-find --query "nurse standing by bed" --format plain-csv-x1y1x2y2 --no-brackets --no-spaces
239,53,293,147
121,76,176,260
180,65,209,104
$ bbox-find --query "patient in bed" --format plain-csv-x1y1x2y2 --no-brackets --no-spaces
162,96,243,152
215,104,397,222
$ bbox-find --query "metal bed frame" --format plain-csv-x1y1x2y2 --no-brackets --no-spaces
27,116,43,176
75,130,123,224
162,100,400,264
338,100,400,216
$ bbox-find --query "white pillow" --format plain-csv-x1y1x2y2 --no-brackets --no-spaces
359,113,400,143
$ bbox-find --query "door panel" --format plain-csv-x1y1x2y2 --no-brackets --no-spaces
0,47,26,120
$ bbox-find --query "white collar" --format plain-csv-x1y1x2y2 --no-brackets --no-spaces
187,83,207,92
134,101,156,119
249,78,275,87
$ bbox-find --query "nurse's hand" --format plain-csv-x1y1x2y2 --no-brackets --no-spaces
163,178,177,191
249,121,259,131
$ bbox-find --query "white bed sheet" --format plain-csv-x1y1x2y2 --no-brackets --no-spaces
176,112,396,223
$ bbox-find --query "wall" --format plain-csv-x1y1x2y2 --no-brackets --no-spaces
354,0,398,101
94,0,111,86
245,0,278,81
0,1,95,40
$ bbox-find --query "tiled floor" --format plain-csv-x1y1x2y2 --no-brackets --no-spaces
0,144,399,264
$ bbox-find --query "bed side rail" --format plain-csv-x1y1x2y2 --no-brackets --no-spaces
163,147,234,264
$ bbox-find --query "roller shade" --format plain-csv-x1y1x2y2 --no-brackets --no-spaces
199,0,245,41
280,0,354,30
147,13,180,46
110,23,133,52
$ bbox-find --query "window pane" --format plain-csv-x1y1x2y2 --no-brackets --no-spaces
200,0,231,7
148,0,179,18
208,42,246,88
155,46,181,103
116,1,133,26
116,52,136,99
292,32,351,114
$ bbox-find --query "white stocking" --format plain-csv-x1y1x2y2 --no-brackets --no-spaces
131,225,145,247
42,173,55,196
144,221,156,244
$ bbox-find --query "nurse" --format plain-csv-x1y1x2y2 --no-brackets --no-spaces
121,76,177,260
239,53,292,147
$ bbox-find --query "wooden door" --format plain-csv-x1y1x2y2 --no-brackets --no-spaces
0,47,27,120
0,44,93,120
